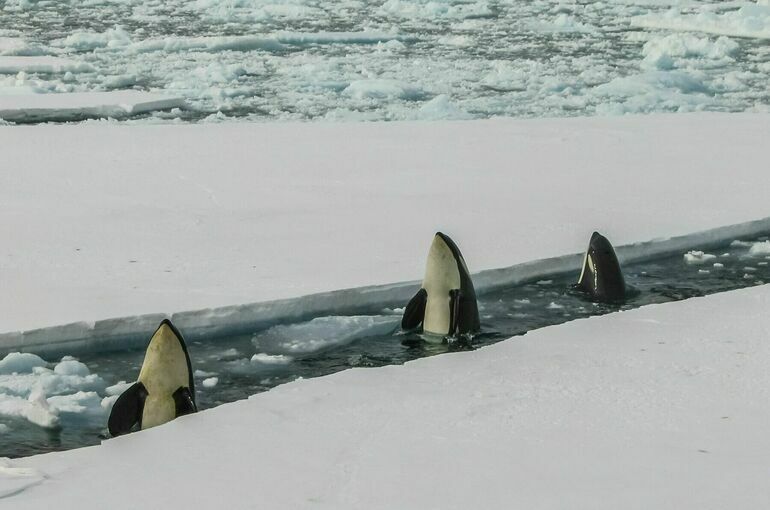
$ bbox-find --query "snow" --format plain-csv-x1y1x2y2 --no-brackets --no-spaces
0,459,44,499
5,284,770,508
0,114,769,354
0,91,185,122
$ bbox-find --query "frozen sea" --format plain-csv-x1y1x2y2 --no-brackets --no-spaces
1,0,769,122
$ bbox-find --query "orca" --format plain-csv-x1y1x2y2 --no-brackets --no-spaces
108,319,197,437
575,231,626,303
402,232,480,337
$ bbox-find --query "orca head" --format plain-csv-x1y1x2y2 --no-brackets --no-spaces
578,231,626,302
424,232,462,292
138,320,195,401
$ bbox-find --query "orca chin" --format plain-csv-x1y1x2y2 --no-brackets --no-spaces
108,319,197,437
401,231,480,337
575,231,627,303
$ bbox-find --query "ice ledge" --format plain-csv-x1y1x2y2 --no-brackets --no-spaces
0,91,186,123
2,216,769,357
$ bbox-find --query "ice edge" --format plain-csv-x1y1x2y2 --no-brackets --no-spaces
3,216,769,357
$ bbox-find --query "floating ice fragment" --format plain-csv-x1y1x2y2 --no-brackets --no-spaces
343,79,424,100
218,348,241,359
0,353,46,375
684,251,717,265
202,377,219,388
698,269,710,274
253,316,400,355
0,91,186,123
547,302,564,309
194,369,217,378
713,262,724,268
416,95,473,120
748,241,770,256
105,380,133,396
251,353,293,364
53,358,90,377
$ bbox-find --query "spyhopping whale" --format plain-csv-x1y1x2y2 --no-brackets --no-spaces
575,231,626,303
108,319,197,437
402,232,480,337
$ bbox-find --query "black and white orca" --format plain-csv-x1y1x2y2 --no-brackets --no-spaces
108,319,197,437
575,231,626,303
402,232,480,337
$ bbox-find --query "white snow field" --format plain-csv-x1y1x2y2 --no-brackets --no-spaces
0,90,185,123
1,113,770,353
4,283,770,508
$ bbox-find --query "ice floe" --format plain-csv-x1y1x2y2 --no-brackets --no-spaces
0,90,185,122
748,240,770,256
0,57,93,74
684,251,718,265
632,3,770,40
252,316,401,356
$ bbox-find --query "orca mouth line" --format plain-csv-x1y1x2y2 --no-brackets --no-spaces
2,232,770,458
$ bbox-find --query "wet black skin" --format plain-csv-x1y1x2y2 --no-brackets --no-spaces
576,231,626,303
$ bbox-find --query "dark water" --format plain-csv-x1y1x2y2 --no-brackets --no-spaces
3,236,769,457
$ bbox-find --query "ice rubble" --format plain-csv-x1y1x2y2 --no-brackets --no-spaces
632,3,770,40
2,3,769,120
0,90,185,122
0,354,107,430
0,56,93,74
0,37,47,57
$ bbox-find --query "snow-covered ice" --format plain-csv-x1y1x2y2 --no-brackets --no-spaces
5,284,770,508
0,90,185,122
0,113,769,354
